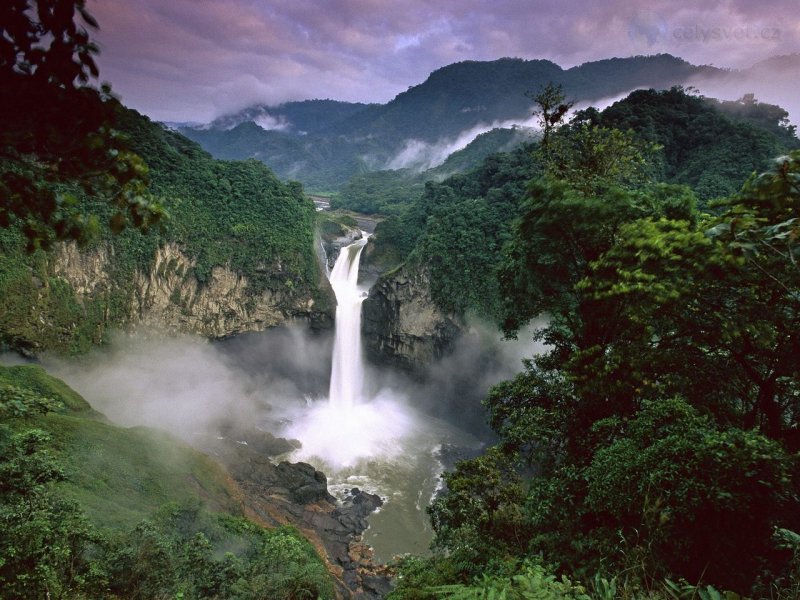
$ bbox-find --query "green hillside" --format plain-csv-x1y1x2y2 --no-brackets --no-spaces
0,101,325,356
181,55,727,191
0,364,334,599
387,93,800,600
367,87,798,323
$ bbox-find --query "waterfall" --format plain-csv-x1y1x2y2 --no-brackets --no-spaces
327,235,369,408
283,231,414,472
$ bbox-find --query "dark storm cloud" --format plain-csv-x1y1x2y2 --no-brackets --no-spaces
87,0,799,122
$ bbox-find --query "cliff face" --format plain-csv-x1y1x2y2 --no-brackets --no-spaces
129,242,333,336
51,241,333,343
362,264,464,374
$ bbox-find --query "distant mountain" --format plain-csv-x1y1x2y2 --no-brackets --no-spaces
206,99,374,134
178,54,791,191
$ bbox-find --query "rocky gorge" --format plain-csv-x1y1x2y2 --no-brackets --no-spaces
320,214,467,377
361,264,464,375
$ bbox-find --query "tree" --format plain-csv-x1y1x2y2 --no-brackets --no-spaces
0,0,164,250
527,83,574,150
0,423,103,598
543,124,661,196
585,398,795,590
580,152,800,444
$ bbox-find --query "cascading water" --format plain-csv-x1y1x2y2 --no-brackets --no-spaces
284,234,416,470
283,234,481,561
327,236,369,409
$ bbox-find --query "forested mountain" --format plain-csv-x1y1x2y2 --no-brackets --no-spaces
178,54,749,190
0,99,330,356
383,87,800,600
206,99,375,134
361,87,798,330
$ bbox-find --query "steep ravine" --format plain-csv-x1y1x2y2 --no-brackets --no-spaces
317,213,466,376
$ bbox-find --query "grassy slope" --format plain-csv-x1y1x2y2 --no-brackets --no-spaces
0,364,240,531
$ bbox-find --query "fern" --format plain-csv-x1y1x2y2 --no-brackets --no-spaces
429,564,590,600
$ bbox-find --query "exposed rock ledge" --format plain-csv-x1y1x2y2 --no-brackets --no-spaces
53,241,333,340
203,438,392,599
362,263,464,374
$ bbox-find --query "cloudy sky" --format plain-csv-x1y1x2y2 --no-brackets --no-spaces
87,0,800,123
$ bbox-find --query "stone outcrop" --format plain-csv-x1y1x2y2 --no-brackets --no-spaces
53,242,113,297
362,263,464,374
320,226,363,272
52,241,334,340
204,438,392,599
130,242,330,336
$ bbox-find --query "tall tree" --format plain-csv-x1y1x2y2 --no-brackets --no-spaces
528,82,573,151
0,0,163,250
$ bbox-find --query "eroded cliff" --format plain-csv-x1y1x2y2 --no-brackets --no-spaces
362,264,464,374
45,240,334,347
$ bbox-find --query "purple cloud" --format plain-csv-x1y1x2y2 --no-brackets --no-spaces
86,0,800,122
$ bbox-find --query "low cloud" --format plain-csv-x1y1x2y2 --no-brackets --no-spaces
386,115,539,171
44,327,332,440
687,56,800,126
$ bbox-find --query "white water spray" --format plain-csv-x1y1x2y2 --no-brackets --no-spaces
328,236,369,408
284,235,415,470
279,236,481,560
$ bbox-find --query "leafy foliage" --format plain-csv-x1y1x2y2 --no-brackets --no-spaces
0,0,164,250
396,106,800,599
0,365,335,599
593,87,795,202
429,563,591,600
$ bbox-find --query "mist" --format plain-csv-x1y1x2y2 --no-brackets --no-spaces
385,113,540,171
44,328,331,441
687,56,800,127
41,318,543,463
383,90,653,173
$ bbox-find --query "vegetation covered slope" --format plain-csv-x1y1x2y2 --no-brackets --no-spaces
0,364,334,599
180,55,729,191
0,101,328,356
388,88,800,598
365,88,798,325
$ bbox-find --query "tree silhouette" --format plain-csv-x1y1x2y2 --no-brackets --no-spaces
0,0,163,250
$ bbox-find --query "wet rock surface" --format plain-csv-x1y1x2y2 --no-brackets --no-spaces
204,437,392,599
215,424,301,457
362,264,464,376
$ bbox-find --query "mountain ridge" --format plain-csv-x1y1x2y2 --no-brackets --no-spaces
178,53,751,190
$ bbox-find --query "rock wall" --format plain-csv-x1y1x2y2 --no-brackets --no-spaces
205,437,391,599
53,242,113,297
52,241,334,341
362,263,464,374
